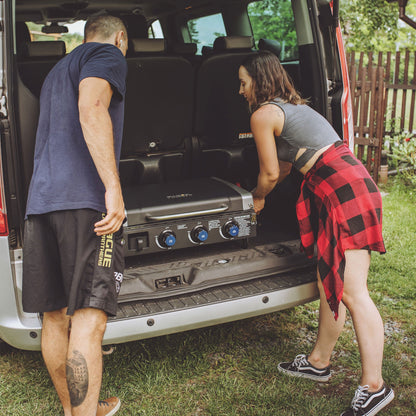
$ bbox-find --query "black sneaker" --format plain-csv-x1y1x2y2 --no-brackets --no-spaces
340,384,394,416
277,354,331,382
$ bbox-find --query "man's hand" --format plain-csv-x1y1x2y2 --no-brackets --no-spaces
94,185,125,236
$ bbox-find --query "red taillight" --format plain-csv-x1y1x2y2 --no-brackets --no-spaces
0,146,9,236
0,209,8,235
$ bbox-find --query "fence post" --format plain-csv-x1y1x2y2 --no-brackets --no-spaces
348,49,416,183
350,56,385,183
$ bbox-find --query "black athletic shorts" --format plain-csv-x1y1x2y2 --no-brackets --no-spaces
22,209,125,316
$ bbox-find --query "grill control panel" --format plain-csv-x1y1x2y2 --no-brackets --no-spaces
124,211,256,256
122,177,256,257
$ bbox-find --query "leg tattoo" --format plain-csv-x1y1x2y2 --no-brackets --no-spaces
66,350,89,407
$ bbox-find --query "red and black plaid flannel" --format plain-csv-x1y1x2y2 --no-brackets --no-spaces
296,141,386,319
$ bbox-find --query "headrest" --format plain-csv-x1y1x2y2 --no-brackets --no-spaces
130,38,166,54
202,46,214,56
213,36,254,51
123,14,148,39
16,22,31,47
21,41,66,58
258,38,282,59
170,43,197,55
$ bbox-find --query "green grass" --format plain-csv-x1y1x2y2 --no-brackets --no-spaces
1,179,415,415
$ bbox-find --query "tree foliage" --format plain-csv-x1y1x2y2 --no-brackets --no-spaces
248,0,298,61
340,0,416,51
248,0,416,53
188,20,199,44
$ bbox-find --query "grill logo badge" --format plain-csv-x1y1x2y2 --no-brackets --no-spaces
166,193,192,199
238,132,254,139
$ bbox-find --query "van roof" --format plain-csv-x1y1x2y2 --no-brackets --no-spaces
16,0,249,23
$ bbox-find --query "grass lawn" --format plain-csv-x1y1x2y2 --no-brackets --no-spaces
0,179,415,416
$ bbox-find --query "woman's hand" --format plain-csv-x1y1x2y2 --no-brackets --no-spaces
253,196,265,214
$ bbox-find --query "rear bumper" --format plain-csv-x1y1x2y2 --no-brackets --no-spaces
1,267,318,351
104,276,318,345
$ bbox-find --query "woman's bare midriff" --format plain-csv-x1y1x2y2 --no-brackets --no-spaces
297,144,333,175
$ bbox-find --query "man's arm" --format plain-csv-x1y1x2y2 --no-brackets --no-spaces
78,77,124,236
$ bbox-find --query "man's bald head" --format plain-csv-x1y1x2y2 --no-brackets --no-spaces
84,14,127,56
84,14,126,42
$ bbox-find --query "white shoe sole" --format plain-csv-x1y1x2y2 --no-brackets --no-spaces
364,389,395,416
277,364,331,382
340,388,395,416
102,399,121,416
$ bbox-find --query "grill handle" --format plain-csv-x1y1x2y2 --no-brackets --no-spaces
146,204,229,221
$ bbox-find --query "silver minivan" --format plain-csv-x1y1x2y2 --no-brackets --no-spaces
0,0,353,350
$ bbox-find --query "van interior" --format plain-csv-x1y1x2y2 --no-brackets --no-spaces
5,0,341,305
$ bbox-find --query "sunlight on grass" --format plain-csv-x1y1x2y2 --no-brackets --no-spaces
0,179,415,415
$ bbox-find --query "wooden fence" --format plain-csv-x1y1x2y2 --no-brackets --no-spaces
346,50,416,182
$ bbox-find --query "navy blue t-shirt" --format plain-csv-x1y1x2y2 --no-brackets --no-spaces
26,42,128,216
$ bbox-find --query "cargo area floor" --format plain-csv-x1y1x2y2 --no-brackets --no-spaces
119,236,315,304
110,266,316,321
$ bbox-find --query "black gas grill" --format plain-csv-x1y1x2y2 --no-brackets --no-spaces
122,177,256,256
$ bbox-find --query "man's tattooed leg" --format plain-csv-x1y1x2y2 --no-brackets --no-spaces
66,350,89,407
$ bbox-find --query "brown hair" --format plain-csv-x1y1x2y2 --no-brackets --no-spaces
241,50,306,110
84,14,127,42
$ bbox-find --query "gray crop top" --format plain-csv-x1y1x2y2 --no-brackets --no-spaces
261,98,341,170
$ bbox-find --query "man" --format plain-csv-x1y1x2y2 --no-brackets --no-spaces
22,14,128,416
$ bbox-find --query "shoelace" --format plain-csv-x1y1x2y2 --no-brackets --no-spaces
98,400,110,407
292,354,310,368
351,385,370,411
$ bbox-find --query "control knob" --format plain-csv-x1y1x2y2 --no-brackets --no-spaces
190,225,208,243
158,230,176,248
222,220,239,239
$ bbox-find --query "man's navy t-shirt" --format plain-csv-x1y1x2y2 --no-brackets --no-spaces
25,42,127,216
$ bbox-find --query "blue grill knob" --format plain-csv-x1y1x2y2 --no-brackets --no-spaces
159,230,176,248
222,221,239,238
191,226,208,243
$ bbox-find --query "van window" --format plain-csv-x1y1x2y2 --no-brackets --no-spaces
248,0,298,61
149,20,163,38
26,21,85,53
187,13,226,54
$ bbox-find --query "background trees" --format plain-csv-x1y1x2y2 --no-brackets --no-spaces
248,0,416,53
340,0,416,51
248,0,298,60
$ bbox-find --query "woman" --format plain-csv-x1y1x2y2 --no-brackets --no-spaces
239,51,394,416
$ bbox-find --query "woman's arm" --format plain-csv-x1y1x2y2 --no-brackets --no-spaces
277,160,292,183
250,105,285,214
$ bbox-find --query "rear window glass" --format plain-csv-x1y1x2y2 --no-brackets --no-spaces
26,21,85,53
149,20,163,38
187,13,226,54
248,0,298,61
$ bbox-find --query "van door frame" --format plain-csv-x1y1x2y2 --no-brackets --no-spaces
292,0,328,116
1,0,26,246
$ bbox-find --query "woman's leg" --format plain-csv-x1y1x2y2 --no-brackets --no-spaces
277,269,345,380
341,249,384,391
307,271,346,369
